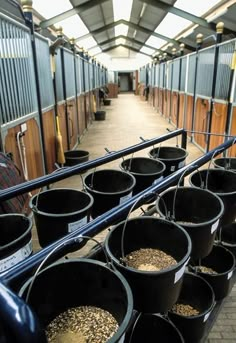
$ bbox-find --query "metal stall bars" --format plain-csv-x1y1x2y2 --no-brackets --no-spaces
0,133,235,342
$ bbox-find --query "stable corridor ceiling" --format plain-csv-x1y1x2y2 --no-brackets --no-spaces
33,0,236,69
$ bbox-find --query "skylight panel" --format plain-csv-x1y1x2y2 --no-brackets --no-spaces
33,0,72,19
57,16,89,39
155,13,191,38
145,36,166,49
115,24,129,37
116,38,126,45
113,0,133,21
78,36,97,50
175,0,221,17
89,47,102,56
140,46,155,55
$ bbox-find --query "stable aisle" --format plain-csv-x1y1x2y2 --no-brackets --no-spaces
34,93,234,342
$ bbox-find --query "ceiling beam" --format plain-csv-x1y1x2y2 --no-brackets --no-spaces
40,0,109,29
141,0,215,30
88,35,172,56
100,44,151,57
75,19,195,50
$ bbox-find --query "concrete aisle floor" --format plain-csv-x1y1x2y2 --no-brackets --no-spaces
33,93,235,342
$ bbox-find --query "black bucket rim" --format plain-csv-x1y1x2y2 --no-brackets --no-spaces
169,271,215,319
221,223,236,246
19,258,134,343
130,313,184,342
64,150,89,160
156,186,224,227
0,214,32,252
197,244,235,277
120,157,166,177
105,216,192,275
29,188,94,218
149,146,189,161
213,157,236,170
84,169,136,195
189,168,236,196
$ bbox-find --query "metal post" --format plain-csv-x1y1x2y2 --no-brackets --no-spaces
190,33,203,142
169,48,176,123
224,46,236,153
21,0,47,174
206,22,224,152
176,44,185,128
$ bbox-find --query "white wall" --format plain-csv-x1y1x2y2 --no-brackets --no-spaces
97,46,151,72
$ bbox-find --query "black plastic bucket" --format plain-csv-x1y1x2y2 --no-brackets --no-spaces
221,222,236,258
105,217,192,313
64,150,89,167
156,187,224,259
19,259,133,343
191,245,235,300
189,169,236,227
104,99,111,105
94,110,106,120
213,157,236,171
0,214,32,273
30,188,94,247
168,272,215,343
120,157,166,196
148,146,188,177
129,314,184,343
84,169,136,218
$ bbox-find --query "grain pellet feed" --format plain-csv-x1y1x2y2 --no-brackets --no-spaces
171,303,200,316
46,306,119,343
124,248,177,271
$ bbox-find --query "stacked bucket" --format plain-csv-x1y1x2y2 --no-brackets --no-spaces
2,146,236,343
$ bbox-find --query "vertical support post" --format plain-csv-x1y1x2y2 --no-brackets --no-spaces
176,44,185,129
206,22,224,152
224,46,236,156
169,48,177,123
21,0,47,174
190,33,203,143
70,37,80,138
181,130,187,151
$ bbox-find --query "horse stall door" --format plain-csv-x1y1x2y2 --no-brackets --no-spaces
42,109,56,173
209,102,227,151
193,98,210,151
185,95,194,138
228,106,236,157
67,98,79,150
3,117,44,181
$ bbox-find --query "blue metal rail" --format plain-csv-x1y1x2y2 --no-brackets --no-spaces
0,130,235,342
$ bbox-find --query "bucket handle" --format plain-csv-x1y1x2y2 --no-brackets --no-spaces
119,192,169,264
204,149,221,190
25,235,116,303
127,312,142,343
140,136,161,160
171,165,202,221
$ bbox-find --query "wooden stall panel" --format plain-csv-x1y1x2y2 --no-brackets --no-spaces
84,93,92,128
139,84,146,101
77,95,86,136
229,106,236,157
178,94,185,129
185,95,194,137
148,86,154,106
67,98,79,150
163,89,169,119
159,89,164,115
209,102,227,151
108,83,118,98
170,92,178,126
193,98,210,150
154,88,158,110
57,103,68,152
42,109,56,173
4,118,44,180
